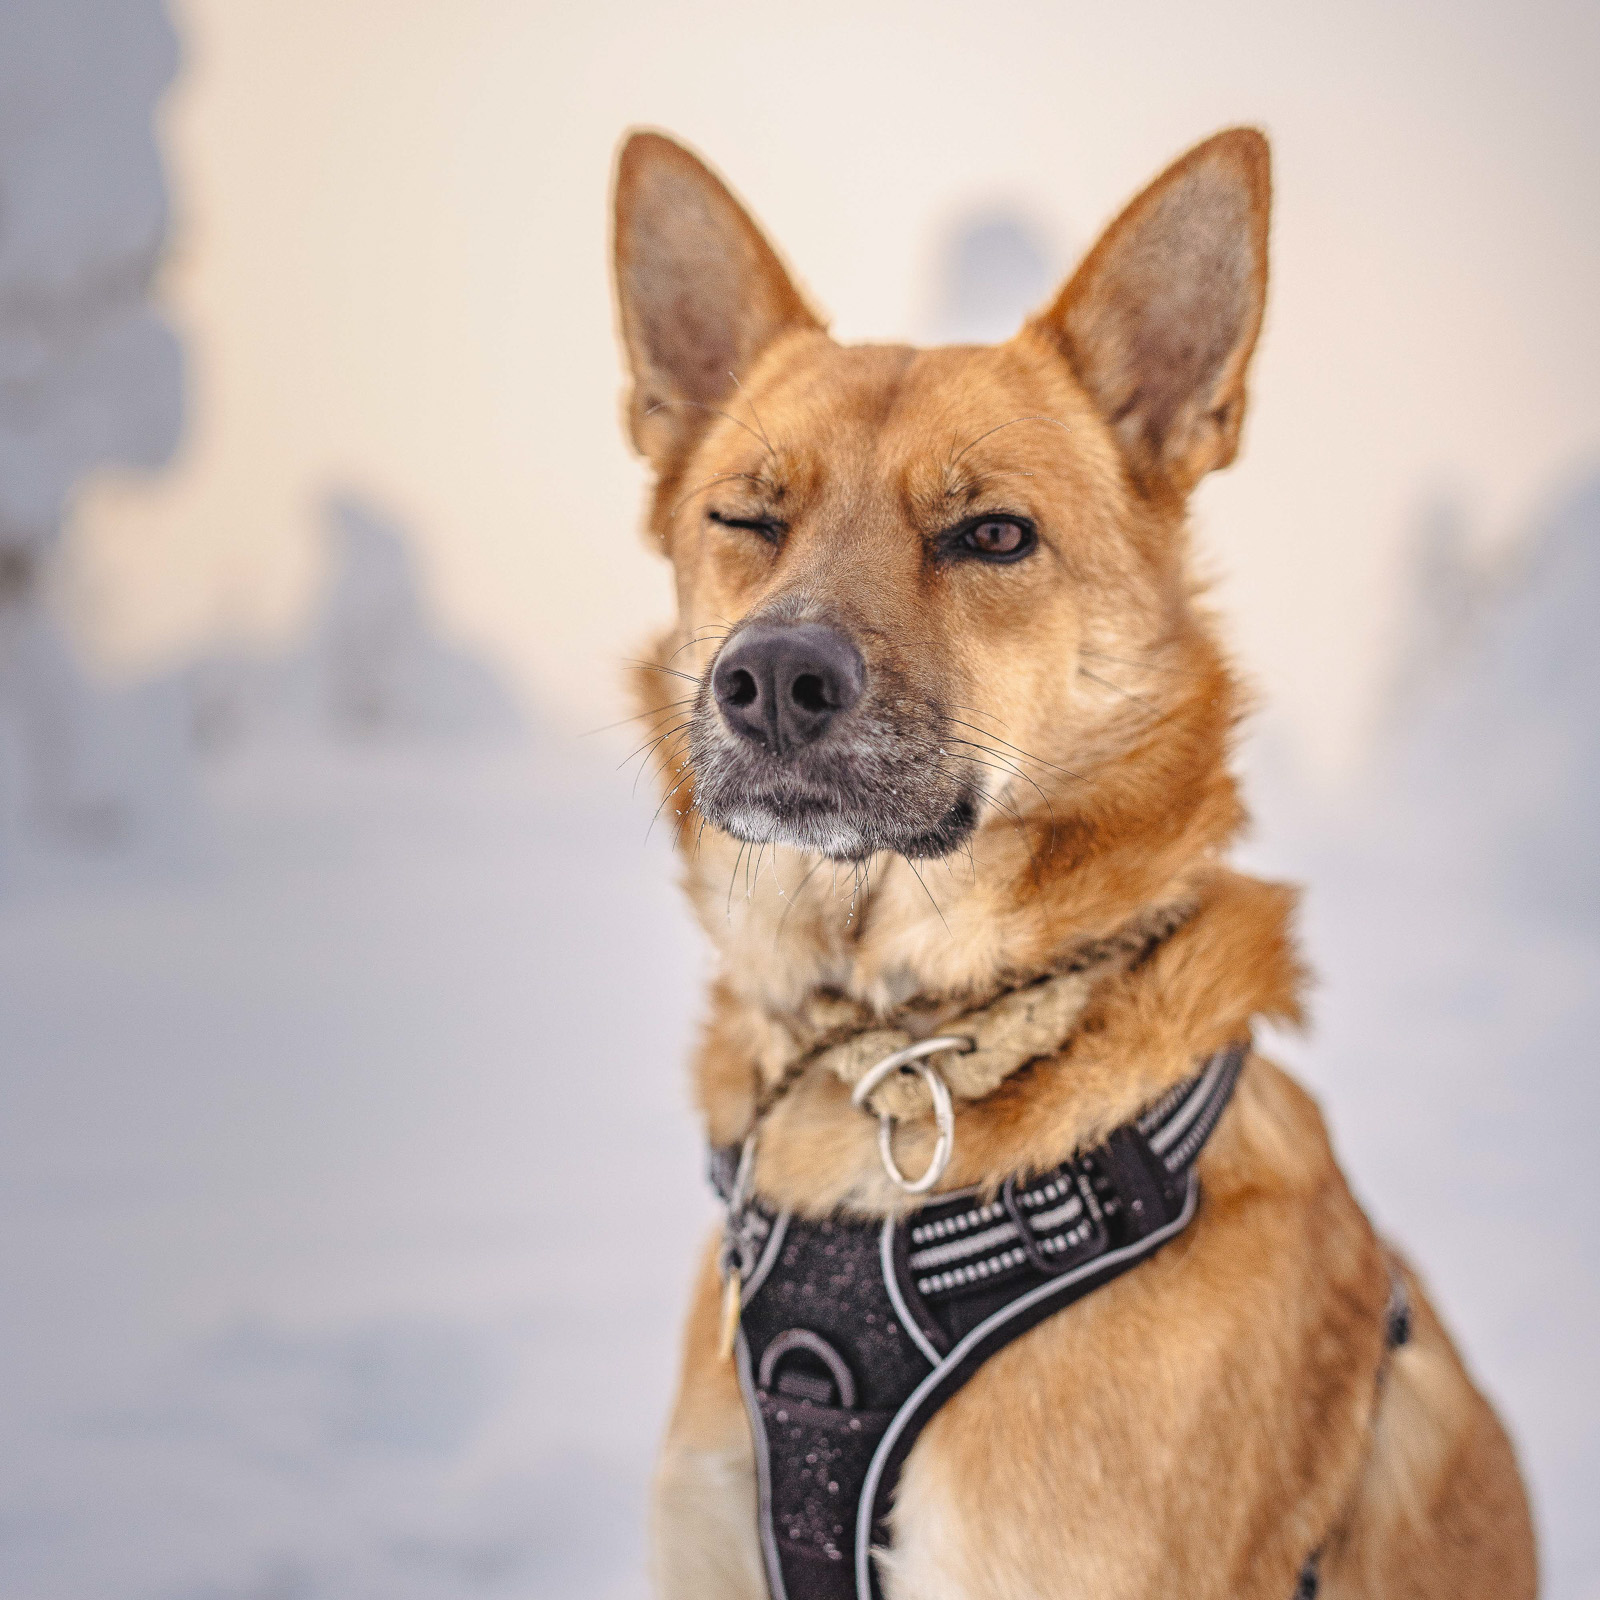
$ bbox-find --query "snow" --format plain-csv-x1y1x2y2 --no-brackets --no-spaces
0,0,181,534
0,730,709,1600
0,0,187,900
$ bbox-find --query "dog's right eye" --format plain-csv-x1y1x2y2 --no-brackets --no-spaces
708,508,785,545
940,513,1038,565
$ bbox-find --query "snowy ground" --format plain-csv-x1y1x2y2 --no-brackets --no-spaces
0,735,710,1600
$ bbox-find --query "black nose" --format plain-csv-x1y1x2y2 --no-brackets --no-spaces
712,622,865,755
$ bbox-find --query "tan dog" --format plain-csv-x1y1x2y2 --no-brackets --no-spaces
611,127,1536,1599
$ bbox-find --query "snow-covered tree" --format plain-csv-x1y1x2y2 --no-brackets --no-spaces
0,0,184,865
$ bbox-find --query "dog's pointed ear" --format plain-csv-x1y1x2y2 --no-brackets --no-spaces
613,130,821,469
1038,129,1270,497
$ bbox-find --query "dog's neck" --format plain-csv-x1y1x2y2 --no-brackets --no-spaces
663,653,1301,1205
683,812,1232,1040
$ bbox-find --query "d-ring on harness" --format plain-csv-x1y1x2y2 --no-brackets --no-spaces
716,1036,969,1361
849,1036,972,1194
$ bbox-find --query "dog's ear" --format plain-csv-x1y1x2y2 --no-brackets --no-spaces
1038,129,1270,497
613,130,821,470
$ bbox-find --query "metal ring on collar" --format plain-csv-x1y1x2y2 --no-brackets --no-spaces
851,1036,973,1195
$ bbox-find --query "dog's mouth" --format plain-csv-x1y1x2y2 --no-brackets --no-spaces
703,776,982,863
685,624,982,862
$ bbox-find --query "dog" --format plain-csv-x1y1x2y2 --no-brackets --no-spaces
611,127,1537,1600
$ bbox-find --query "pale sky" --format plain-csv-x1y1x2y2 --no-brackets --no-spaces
68,0,1600,771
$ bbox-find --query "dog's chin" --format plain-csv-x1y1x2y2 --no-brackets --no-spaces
711,793,979,863
890,795,980,860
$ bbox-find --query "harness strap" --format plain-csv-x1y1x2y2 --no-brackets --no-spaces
714,1042,1246,1600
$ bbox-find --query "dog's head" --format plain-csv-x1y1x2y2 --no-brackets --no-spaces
613,131,1268,867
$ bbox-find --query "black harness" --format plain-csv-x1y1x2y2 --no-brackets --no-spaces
712,1042,1248,1600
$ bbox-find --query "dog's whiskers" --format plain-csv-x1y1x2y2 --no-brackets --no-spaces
646,397,776,464
618,716,690,773
631,722,693,798
727,370,778,463
581,695,695,738
625,657,698,685
726,841,749,919
1078,647,1198,679
775,852,828,946
904,857,952,939
1077,667,1162,716
922,752,1044,884
667,627,732,665
943,718,1084,781
668,471,775,525
939,737,1061,848
949,701,1014,733
947,413,1072,477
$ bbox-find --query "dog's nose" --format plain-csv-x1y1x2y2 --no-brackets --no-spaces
712,622,865,755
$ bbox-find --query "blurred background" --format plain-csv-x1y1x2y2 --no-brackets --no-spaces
0,1,1596,1596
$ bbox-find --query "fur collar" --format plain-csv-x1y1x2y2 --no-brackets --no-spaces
694,864,1305,1218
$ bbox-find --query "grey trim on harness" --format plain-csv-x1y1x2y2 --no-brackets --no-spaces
1149,1048,1231,1155
744,1209,790,1300
880,1219,941,1369
735,1327,791,1600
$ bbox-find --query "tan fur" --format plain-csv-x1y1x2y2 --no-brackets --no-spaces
612,128,1537,1597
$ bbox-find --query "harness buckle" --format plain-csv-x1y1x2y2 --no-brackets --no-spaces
852,1036,973,1195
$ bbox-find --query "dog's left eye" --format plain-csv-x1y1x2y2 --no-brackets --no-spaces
708,508,786,545
950,516,1036,563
